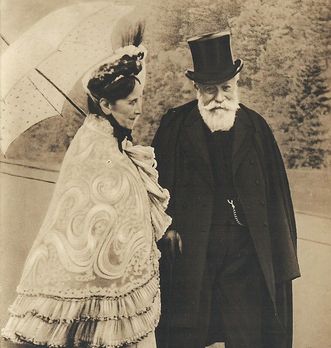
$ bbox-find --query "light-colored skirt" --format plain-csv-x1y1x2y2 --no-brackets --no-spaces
129,331,156,348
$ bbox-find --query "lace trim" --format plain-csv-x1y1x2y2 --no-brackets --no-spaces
2,329,153,348
2,299,159,348
11,274,159,323
9,290,159,323
84,114,114,136
122,140,172,241
17,270,158,299
2,291,159,348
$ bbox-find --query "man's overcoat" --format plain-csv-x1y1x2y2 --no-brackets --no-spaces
152,101,300,343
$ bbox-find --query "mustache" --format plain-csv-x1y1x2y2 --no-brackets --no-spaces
203,98,238,111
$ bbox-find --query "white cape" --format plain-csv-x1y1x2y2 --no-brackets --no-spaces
2,115,171,348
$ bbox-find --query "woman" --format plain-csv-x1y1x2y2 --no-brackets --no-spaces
2,30,171,348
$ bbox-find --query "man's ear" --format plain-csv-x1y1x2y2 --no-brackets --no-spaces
193,82,199,91
99,98,112,115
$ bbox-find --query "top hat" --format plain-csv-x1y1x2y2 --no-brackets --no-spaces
185,31,243,85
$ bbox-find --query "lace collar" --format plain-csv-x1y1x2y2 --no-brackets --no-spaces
84,114,114,136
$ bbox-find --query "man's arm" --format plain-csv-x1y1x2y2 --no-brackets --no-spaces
152,110,183,260
263,122,297,246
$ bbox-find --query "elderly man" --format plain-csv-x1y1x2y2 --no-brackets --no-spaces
153,31,300,348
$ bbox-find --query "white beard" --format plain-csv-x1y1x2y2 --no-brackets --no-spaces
197,91,240,132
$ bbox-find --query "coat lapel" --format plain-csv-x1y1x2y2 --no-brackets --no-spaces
183,106,214,189
182,104,255,188
232,106,255,176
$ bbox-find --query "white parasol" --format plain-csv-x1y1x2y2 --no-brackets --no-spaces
0,1,135,154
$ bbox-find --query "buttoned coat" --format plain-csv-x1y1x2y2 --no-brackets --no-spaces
152,100,300,342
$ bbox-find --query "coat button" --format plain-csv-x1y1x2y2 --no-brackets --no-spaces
249,159,255,165
263,222,268,227
255,179,260,185
260,200,265,206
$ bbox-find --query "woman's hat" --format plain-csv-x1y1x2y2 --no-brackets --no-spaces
185,31,243,85
82,45,147,102
82,22,146,102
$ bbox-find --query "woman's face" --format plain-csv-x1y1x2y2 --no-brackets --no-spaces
107,81,143,130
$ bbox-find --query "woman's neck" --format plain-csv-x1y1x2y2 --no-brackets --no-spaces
104,114,133,150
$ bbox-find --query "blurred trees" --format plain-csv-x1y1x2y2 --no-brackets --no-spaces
7,0,330,169
138,0,330,168
281,57,330,168
135,0,246,144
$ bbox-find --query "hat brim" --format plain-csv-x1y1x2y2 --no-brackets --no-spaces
185,59,243,85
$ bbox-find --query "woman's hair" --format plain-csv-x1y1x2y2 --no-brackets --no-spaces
87,62,141,104
87,75,139,114
86,23,145,113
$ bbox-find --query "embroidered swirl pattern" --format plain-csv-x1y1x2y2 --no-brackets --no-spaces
20,116,153,294
2,115,171,348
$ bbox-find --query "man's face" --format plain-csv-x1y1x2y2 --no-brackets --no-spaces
195,76,239,132
195,77,238,110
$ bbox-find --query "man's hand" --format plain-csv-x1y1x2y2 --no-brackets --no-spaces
162,229,183,263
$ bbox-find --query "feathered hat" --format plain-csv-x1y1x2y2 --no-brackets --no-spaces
82,23,147,102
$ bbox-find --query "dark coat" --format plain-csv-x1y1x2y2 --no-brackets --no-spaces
152,101,300,341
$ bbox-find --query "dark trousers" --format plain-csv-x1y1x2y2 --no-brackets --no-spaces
157,223,290,348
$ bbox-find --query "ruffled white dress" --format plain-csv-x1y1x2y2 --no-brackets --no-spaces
2,115,171,348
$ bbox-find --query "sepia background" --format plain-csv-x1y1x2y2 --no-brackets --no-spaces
1,0,330,347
